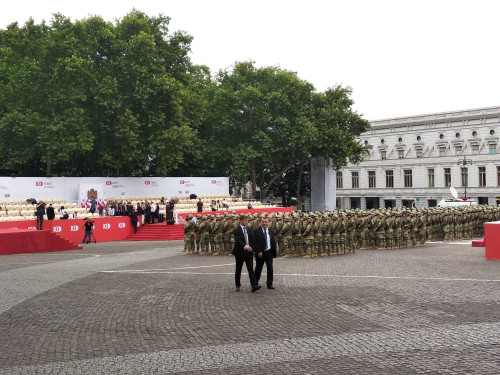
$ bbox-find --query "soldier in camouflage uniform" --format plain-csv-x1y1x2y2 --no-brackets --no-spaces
358,212,370,250
417,211,427,246
302,216,314,258
206,215,215,254
322,214,332,256
345,212,356,253
386,212,395,249
184,214,196,254
375,212,386,250
409,211,419,247
274,215,284,256
330,214,339,255
281,215,293,257
195,214,202,253
212,214,223,255
198,215,210,254
222,214,233,254
291,214,303,257
338,213,346,254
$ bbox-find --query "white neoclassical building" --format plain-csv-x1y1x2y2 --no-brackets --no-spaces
336,106,500,209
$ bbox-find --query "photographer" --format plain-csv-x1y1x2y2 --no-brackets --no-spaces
35,201,46,230
82,218,94,244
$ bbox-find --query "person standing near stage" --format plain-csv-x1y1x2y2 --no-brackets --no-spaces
130,209,138,233
35,201,46,230
46,204,55,220
197,199,203,212
232,214,260,293
82,218,94,244
253,216,277,289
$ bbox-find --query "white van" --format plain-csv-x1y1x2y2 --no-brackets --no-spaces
437,199,477,208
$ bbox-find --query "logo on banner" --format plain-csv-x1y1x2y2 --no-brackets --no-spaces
145,180,151,185
53,226,62,232
212,180,216,184
106,181,112,185
103,223,111,230
87,188,98,200
118,223,126,228
36,181,43,186
70,225,79,231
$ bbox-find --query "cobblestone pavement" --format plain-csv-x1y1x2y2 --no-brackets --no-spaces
0,240,498,374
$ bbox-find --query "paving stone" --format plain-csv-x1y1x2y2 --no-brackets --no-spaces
0,240,498,374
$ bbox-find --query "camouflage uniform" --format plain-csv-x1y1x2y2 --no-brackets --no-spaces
183,215,196,253
212,215,223,255
198,216,210,254
281,216,293,256
331,215,340,254
302,217,314,258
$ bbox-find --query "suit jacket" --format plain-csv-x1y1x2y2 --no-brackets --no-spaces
252,226,277,258
232,225,254,257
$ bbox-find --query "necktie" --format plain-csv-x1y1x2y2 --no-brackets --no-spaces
264,228,269,250
243,226,249,246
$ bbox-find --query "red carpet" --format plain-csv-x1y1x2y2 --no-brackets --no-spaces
125,223,184,241
0,228,81,255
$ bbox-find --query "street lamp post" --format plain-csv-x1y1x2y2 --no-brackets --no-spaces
457,156,473,199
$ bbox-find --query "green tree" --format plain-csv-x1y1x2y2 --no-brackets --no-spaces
203,62,369,200
0,10,206,176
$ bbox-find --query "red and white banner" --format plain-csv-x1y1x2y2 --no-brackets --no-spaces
0,177,229,203
0,217,139,243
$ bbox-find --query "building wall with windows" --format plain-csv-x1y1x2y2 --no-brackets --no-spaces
336,106,500,209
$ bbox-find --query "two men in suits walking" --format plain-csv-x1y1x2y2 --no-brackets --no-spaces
232,214,261,292
252,217,276,289
232,214,277,292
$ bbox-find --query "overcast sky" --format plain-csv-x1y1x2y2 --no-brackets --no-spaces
1,0,499,121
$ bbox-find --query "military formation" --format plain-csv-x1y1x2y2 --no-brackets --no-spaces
183,205,500,258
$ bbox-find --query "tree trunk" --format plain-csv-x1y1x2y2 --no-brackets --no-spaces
46,154,52,176
251,164,257,199
261,161,295,199
296,163,304,210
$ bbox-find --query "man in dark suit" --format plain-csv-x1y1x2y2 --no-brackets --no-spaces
253,216,277,289
46,204,55,220
232,214,261,293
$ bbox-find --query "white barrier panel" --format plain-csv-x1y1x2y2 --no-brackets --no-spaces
0,177,229,203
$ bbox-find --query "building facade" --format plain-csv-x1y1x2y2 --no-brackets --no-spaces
336,106,500,209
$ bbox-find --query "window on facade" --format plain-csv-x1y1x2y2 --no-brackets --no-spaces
478,167,486,187
386,170,394,188
351,171,359,189
460,167,468,188
368,171,376,188
336,172,343,189
471,144,479,154
444,168,451,187
439,147,446,156
416,149,423,158
404,169,413,188
380,150,387,160
490,144,497,154
428,169,435,188
398,150,405,159
455,145,463,155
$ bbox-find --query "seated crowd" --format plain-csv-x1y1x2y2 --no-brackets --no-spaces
0,195,275,222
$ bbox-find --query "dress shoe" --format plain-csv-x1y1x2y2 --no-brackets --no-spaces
267,285,275,289
235,286,241,292
251,285,261,293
